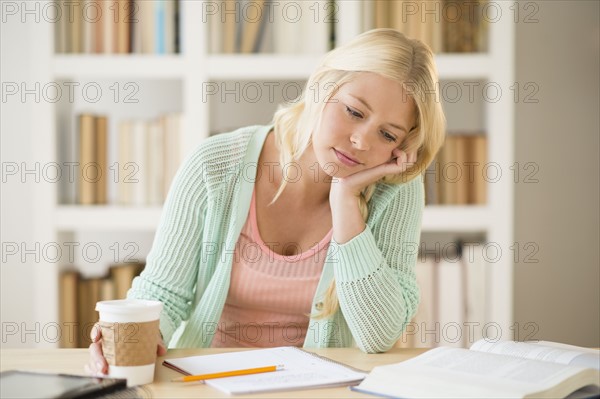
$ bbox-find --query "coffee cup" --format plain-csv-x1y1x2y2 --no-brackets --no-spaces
95,299,163,386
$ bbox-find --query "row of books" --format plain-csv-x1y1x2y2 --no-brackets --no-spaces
363,0,489,53
207,0,333,54
424,133,487,206
54,0,487,55
54,0,180,54
397,243,487,348
76,113,181,206
117,115,181,206
59,262,145,348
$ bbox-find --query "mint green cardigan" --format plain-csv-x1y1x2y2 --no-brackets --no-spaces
129,125,424,353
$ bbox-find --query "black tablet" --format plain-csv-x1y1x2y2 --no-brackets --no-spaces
0,370,127,399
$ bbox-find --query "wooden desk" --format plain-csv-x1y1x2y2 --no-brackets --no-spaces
0,347,428,398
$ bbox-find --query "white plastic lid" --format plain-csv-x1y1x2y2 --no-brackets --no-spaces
96,299,163,323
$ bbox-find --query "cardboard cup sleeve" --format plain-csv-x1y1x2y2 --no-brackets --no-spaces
99,320,159,367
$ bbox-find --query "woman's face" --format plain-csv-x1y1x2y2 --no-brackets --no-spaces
312,72,417,178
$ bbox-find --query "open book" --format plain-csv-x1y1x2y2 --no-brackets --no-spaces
163,346,366,394
353,339,600,399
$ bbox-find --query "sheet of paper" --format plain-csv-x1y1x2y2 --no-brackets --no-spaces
164,347,366,394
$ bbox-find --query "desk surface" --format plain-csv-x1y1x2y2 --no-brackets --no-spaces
0,347,428,398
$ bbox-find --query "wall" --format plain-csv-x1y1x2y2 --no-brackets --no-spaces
1,12,36,348
514,0,600,346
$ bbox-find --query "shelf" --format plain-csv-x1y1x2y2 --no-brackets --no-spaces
207,54,324,80
52,55,185,79
34,0,514,348
55,204,488,233
421,205,490,232
434,54,492,80
209,54,493,80
52,53,491,80
55,205,162,231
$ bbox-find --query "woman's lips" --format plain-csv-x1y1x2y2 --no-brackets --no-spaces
334,149,361,167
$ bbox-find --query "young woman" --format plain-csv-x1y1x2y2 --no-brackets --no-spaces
88,28,446,375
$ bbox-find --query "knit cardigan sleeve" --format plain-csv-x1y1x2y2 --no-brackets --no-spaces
127,145,210,345
330,176,424,353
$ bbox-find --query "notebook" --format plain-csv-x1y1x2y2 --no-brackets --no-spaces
162,346,367,394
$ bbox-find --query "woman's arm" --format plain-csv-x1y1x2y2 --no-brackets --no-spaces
127,149,209,346
329,155,423,353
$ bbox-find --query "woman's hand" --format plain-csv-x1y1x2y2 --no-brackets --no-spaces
330,148,417,200
329,149,416,244
85,323,167,376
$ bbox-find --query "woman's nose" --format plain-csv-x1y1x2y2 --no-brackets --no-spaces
350,129,371,151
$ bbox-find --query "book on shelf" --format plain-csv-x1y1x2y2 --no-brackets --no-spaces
464,242,487,343
353,339,600,399
54,0,179,54
82,0,93,53
147,118,164,205
425,133,487,206
436,254,468,348
468,134,487,204
163,0,177,54
209,0,331,54
130,119,147,206
239,0,268,54
116,0,130,53
109,262,145,300
396,245,488,349
58,270,80,348
95,116,108,204
59,262,145,348
116,113,181,206
78,114,94,204
443,0,489,53
102,0,118,53
77,276,104,347
396,256,437,348
78,113,108,205
135,0,151,53
363,0,488,53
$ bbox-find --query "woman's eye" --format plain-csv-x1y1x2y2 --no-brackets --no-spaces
345,106,362,119
381,131,397,143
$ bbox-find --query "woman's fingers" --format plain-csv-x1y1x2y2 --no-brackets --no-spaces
90,323,102,343
157,342,168,356
87,323,105,376
157,331,167,356
87,323,108,376
391,150,417,175
88,341,108,375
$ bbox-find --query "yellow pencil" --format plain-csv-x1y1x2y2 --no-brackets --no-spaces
171,365,284,382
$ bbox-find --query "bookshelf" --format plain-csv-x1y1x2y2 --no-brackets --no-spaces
31,1,514,348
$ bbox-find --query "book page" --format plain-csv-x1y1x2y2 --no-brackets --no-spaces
355,347,598,399
413,347,585,385
471,339,600,370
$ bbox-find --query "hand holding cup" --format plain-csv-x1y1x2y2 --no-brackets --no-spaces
85,299,164,386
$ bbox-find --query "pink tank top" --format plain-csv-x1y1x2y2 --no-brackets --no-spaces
211,190,333,348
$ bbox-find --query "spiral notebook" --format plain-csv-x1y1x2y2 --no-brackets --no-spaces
162,347,367,394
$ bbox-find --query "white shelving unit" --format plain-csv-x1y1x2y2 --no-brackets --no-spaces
31,1,514,347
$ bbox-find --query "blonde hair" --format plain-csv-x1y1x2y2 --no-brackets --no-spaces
270,28,446,318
